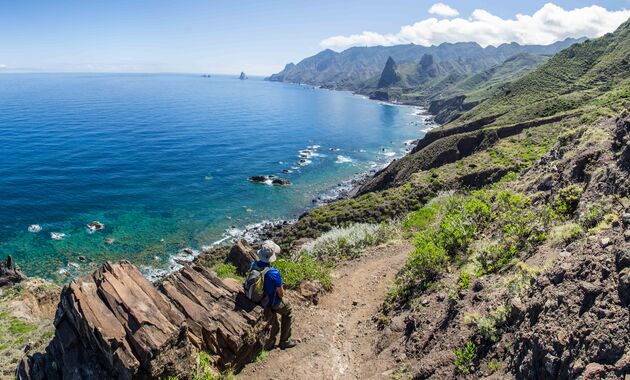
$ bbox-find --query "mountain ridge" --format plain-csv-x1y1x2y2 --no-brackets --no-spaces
266,38,585,90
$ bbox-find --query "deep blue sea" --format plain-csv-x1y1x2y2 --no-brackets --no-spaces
0,73,429,281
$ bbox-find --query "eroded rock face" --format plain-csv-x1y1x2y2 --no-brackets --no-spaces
509,237,630,379
18,261,276,379
19,261,193,380
0,255,26,288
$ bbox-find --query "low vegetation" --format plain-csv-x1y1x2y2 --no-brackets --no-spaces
212,263,243,282
299,222,401,260
387,182,557,305
274,255,333,290
454,341,476,374
275,222,401,291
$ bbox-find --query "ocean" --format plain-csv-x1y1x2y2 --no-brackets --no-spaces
0,73,430,280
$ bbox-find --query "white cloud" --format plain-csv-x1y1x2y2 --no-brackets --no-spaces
429,3,459,18
0,64,7,70
321,3,630,50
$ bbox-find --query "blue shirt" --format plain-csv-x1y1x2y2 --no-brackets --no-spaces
254,261,283,306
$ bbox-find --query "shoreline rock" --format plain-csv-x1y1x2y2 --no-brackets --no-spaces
0,255,26,288
248,175,291,186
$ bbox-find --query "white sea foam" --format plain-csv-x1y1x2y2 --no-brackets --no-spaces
51,232,65,240
380,151,396,157
335,155,353,163
28,224,42,233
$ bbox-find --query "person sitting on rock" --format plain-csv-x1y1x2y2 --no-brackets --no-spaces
252,240,297,349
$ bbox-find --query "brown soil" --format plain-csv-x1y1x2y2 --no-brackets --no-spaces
239,241,412,380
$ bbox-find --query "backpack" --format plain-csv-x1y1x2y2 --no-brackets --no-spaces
244,265,271,305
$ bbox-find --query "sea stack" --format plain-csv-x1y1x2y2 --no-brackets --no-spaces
377,56,400,88
239,72,248,80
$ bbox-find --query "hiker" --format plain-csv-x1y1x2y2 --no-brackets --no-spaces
244,240,296,349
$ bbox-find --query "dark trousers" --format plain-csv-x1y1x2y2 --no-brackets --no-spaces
270,300,293,344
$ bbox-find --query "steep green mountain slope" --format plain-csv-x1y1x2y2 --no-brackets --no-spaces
368,53,551,122
451,19,630,129
266,39,582,90
357,19,630,194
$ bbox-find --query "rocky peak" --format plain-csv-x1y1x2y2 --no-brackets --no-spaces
418,53,439,78
377,56,400,88
239,72,248,80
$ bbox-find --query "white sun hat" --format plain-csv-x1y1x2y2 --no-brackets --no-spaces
258,240,281,263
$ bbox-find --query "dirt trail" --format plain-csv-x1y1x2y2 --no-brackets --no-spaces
239,241,412,380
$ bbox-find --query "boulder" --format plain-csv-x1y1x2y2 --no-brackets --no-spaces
290,237,313,255
271,178,291,186
249,175,268,183
227,239,258,275
0,255,26,288
299,280,325,305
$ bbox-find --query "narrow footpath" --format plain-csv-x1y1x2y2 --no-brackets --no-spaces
239,241,412,380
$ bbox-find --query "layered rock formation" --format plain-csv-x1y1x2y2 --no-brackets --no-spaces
18,261,275,379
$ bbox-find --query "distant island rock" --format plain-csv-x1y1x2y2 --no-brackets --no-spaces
201,74,211,78
239,72,248,80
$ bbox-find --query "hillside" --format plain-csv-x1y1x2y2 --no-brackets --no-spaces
373,53,551,123
266,39,582,90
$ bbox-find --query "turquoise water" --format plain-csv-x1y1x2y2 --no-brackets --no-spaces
0,73,427,280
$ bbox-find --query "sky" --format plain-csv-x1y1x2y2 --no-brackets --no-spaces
0,1,628,75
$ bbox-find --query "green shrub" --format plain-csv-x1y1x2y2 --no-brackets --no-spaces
437,194,491,255
274,255,332,290
402,201,440,236
475,305,510,342
192,351,237,380
549,222,584,246
488,359,501,372
254,349,269,363
454,341,476,374
212,263,242,281
475,191,549,274
457,272,471,290
389,230,449,303
505,262,539,297
579,202,607,228
552,185,583,216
